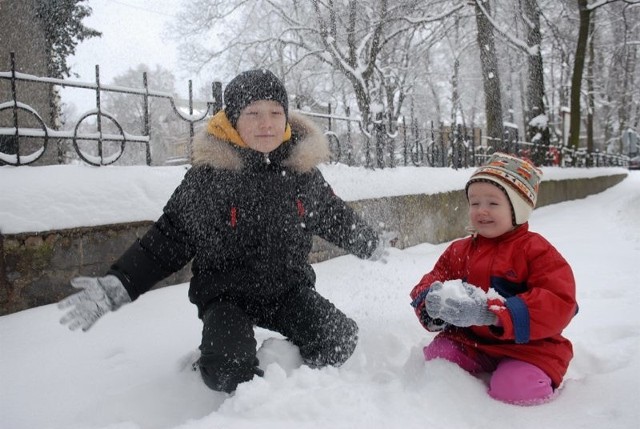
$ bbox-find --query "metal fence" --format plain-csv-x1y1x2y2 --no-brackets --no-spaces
305,106,628,169
0,52,630,169
0,52,221,166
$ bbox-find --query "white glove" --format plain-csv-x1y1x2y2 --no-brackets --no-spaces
58,275,131,331
425,281,497,327
368,231,398,263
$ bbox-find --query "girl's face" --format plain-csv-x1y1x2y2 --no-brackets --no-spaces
236,100,287,153
467,181,515,238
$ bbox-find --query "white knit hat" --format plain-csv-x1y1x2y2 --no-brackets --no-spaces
466,152,543,225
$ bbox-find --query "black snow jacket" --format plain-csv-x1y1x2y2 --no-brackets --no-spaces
108,112,379,316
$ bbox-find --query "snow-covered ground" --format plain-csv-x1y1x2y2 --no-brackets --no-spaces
1,165,638,429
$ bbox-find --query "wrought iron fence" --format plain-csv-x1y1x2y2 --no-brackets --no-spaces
0,52,221,166
0,52,630,169
306,108,628,169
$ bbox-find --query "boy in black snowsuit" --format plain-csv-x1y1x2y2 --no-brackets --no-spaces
58,69,392,393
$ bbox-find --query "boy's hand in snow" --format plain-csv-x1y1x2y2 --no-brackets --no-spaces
425,281,497,327
368,231,398,263
58,275,131,331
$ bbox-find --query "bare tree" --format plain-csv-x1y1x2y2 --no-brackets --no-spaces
615,3,639,136
170,0,464,126
470,0,555,159
586,8,597,161
162,0,639,161
567,0,593,153
473,0,505,150
444,11,477,128
521,0,551,153
566,0,633,153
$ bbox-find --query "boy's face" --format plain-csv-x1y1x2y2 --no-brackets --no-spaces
467,181,514,238
236,100,287,153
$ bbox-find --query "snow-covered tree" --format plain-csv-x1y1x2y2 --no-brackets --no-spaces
565,0,638,156
35,0,100,127
472,0,505,150
156,0,639,161
35,0,100,79
169,0,465,127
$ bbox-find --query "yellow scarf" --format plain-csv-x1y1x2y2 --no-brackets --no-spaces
206,111,292,148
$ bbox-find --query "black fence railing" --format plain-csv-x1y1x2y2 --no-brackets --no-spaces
0,52,221,166
306,107,628,169
1,53,630,169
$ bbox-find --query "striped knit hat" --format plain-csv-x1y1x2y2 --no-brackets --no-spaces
466,152,543,225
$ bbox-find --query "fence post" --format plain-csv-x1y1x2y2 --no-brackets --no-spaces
345,106,353,166
142,72,151,166
388,113,395,168
212,81,222,113
469,125,476,167
9,53,20,163
450,123,458,169
375,112,385,168
439,122,446,167
187,80,194,162
402,115,408,166
95,65,104,162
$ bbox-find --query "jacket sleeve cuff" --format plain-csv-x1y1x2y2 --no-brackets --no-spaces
504,296,531,344
108,239,172,301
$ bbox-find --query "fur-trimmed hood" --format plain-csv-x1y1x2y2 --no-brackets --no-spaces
191,111,330,173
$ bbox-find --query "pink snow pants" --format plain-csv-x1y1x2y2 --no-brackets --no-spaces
423,336,554,405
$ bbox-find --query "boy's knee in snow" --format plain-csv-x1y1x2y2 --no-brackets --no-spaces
302,318,358,367
198,352,260,393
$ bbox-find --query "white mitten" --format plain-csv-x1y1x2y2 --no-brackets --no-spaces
58,275,131,331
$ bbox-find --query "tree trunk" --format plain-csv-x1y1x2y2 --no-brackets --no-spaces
521,0,549,165
568,0,591,153
586,9,596,166
474,1,505,152
617,7,638,135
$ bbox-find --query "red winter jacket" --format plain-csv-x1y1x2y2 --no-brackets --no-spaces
410,224,577,387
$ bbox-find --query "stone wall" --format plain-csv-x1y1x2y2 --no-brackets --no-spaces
0,173,627,315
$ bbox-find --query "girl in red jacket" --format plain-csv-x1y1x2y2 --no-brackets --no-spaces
410,153,577,405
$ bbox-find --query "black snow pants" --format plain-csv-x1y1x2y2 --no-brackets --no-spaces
197,286,358,393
